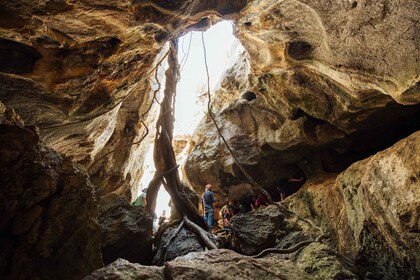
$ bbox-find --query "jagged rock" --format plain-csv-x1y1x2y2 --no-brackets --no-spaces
83,258,165,280
86,250,313,279
166,249,312,279
294,243,358,280
229,204,321,255
0,103,102,280
153,224,205,265
99,194,153,265
0,101,24,125
229,205,289,255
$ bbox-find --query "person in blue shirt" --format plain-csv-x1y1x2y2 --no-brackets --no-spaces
201,184,216,231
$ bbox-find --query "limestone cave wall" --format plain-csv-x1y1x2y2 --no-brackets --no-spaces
0,0,419,279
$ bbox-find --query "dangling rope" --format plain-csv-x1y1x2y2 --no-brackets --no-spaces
200,32,275,204
200,31,327,257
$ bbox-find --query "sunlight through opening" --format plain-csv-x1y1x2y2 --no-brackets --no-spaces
137,20,242,223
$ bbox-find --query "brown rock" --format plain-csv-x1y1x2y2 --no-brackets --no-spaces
336,131,420,278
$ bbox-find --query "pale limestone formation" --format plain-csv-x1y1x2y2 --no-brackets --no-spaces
286,131,420,279
336,131,420,278
85,250,313,280
185,0,419,198
0,0,419,278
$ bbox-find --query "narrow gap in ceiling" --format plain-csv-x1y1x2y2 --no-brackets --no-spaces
137,20,243,222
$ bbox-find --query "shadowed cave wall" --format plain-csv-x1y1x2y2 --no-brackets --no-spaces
0,0,419,279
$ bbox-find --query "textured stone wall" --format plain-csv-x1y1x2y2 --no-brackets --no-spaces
0,102,102,279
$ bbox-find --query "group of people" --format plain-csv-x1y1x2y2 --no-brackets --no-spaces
132,176,306,232
200,184,274,230
201,176,305,230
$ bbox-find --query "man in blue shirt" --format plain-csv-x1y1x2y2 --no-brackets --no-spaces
201,184,216,231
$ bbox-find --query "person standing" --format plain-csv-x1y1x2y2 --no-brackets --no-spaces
132,188,148,208
201,184,216,231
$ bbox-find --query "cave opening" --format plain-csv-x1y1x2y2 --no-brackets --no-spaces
137,20,242,223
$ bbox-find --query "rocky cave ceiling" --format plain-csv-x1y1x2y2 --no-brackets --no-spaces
0,0,419,279
1,0,418,199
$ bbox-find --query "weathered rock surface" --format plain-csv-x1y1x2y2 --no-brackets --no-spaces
86,249,313,280
99,194,153,265
0,0,419,279
336,131,420,279
184,0,419,199
153,224,205,265
229,204,357,279
0,102,102,280
286,131,420,279
0,0,165,197
84,258,165,280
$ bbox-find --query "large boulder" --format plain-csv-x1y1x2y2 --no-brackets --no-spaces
99,194,153,265
84,258,165,280
153,224,205,265
285,132,420,279
336,131,420,279
0,102,102,280
229,205,291,255
86,249,313,280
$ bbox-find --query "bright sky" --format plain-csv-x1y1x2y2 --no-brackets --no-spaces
174,20,240,136
138,21,241,219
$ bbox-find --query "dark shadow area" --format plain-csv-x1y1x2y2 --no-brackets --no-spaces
321,104,420,173
0,38,41,74
287,40,313,60
241,91,257,101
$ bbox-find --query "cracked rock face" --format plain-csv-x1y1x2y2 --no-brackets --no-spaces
285,131,420,279
0,0,419,279
185,0,419,198
0,102,102,280
85,249,313,280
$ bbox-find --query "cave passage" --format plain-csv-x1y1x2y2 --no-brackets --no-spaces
137,20,241,220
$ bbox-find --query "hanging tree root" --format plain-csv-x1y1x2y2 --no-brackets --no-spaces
201,33,274,204
154,219,181,249
163,220,185,263
183,215,218,250
252,227,327,258
149,38,208,232
146,164,179,215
